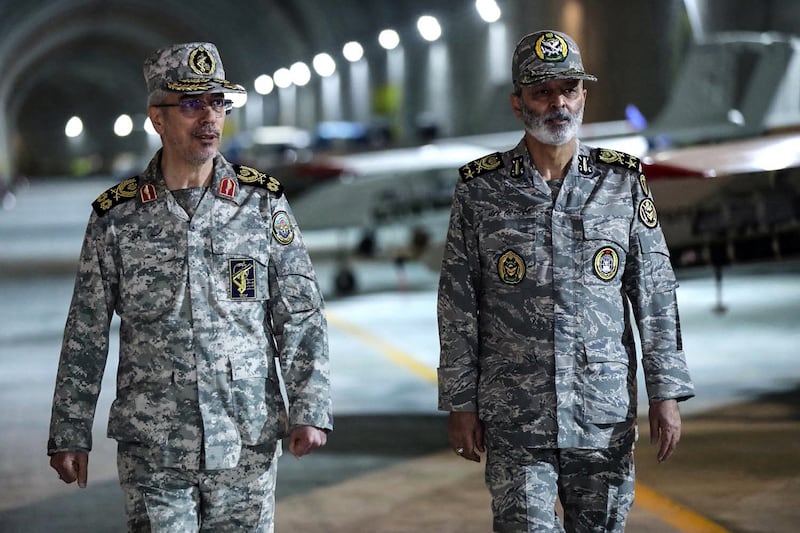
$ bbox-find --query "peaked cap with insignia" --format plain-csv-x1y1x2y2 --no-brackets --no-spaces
143,42,246,97
512,30,597,90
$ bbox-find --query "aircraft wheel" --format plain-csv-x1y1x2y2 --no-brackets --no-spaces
334,268,357,295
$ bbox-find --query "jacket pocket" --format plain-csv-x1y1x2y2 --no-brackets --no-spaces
582,343,631,424
108,366,175,446
229,352,281,445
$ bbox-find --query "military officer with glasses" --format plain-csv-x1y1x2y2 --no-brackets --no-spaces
47,42,332,532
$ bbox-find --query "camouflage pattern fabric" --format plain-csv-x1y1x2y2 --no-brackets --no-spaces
47,151,332,471
438,137,692,530
117,441,279,532
143,42,246,96
437,137,694,450
485,441,634,532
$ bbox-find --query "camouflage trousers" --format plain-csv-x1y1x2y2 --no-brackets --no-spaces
117,442,280,532
485,443,634,533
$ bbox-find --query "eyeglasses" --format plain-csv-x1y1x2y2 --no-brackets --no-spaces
152,97,233,117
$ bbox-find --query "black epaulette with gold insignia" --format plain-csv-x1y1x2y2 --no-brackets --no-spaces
92,176,139,216
458,152,504,181
592,148,640,173
234,164,284,198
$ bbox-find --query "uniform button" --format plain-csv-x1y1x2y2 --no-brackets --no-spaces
190,224,197,231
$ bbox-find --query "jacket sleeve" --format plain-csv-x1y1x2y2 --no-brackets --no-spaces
266,194,333,432
47,213,117,455
623,167,695,403
437,178,481,412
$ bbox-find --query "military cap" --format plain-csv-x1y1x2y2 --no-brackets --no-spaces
143,42,246,96
512,30,597,89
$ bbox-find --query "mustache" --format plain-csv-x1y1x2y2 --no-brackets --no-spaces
194,127,220,137
544,110,573,122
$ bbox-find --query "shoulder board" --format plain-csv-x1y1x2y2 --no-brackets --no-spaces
92,176,139,217
458,152,505,182
592,148,640,172
234,164,283,198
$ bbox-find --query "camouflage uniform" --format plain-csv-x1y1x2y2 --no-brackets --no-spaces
47,149,332,530
437,138,694,532
46,40,331,531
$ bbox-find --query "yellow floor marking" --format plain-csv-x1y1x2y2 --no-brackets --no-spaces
327,309,732,533
635,482,731,532
326,310,437,384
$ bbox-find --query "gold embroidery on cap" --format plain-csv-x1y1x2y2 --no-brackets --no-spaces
534,32,568,62
189,46,216,76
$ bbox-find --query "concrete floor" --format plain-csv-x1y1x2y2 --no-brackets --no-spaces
1,178,799,532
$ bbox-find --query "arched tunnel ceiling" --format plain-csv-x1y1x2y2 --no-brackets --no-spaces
0,0,462,175
4,0,800,177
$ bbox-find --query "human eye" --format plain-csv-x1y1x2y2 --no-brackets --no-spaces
210,97,226,109
180,99,204,112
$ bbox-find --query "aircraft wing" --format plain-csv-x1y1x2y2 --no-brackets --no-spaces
644,132,800,268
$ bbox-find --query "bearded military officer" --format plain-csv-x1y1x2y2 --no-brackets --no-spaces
47,42,332,532
437,30,694,532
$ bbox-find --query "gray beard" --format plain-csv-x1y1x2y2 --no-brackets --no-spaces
521,104,583,146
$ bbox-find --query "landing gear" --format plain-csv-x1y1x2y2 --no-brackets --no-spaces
334,267,356,296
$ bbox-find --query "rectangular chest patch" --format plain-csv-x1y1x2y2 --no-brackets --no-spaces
228,258,257,300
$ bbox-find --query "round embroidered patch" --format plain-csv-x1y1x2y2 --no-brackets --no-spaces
271,211,294,245
593,247,619,281
638,198,658,228
534,32,568,62
497,250,526,285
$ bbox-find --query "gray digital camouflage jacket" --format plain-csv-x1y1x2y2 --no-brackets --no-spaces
48,151,332,469
437,138,694,450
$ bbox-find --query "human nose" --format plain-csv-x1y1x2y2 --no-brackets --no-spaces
198,102,218,121
549,92,567,108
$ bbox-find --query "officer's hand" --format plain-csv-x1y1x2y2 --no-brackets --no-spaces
448,411,484,463
649,399,682,463
288,426,328,458
50,450,89,488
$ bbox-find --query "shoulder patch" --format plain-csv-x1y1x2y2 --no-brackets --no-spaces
234,164,284,198
592,148,640,173
92,177,139,216
459,153,504,181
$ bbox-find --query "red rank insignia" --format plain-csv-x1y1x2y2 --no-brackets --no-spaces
140,183,157,204
218,177,237,199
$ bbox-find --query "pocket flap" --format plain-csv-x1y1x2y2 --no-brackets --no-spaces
229,352,270,380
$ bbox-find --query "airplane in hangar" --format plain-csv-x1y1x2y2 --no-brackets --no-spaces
288,31,800,295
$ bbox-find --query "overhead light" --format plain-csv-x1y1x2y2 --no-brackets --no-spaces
113,114,133,137
342,41,364,62
313,53,337,77
144,117,157,135
417,15,442,42
254,74,274,95
290,62,311,86
475,0,501,23
227,91,248,108
378,29,400,50
273,67,293,88
65,116,83,138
